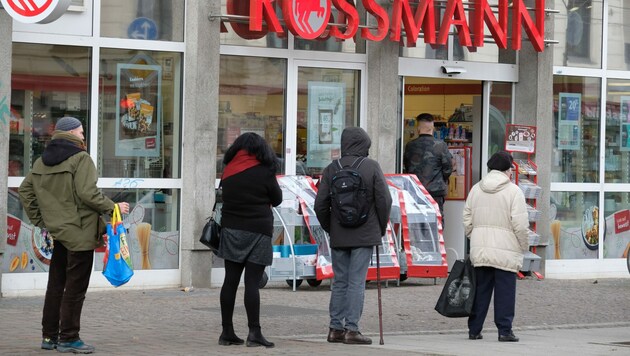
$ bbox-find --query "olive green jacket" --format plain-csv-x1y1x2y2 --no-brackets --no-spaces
19,131,115,251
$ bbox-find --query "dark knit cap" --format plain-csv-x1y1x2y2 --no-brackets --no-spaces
487,151,513,171
55,117,82,132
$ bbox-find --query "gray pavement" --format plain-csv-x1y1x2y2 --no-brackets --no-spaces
1,277,629,355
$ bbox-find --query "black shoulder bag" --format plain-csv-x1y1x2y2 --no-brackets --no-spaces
200,181,222,255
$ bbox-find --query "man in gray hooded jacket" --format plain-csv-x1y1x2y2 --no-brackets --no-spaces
314,127,392,345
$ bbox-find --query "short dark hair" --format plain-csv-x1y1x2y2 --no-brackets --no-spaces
416,113,434,122
223,132,277,170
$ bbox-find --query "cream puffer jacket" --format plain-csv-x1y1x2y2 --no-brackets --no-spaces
463,170,530,273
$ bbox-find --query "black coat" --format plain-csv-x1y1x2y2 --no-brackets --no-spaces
314,127,392,248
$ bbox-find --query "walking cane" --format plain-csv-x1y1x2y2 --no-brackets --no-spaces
375,244,384,345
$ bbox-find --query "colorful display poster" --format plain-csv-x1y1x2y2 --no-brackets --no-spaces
446,147,471,200
505,124,536,153
619,96,630,152
116,63,162,157
557,92,581,150
306,82,345,168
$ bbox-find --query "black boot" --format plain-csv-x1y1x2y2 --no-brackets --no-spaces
246,327,275,348
219,324,244,346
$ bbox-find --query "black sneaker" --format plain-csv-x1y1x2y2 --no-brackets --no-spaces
469,333,483,340
498,332,519,342
56,339,95,354
41,337,57,350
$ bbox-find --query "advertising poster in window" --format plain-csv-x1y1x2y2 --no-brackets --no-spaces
446,147,471,200
505,124,537,153
557,93,581,150
620,96,630,152
307,82,345,168
116,63,162,157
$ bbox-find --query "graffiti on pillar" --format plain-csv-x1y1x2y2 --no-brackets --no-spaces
0,81,9,128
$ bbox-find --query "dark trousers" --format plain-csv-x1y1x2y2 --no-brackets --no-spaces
467,266,516,337
434,196,445,220
42,242,94,342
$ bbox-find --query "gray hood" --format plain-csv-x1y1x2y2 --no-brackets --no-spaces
479,170,511,194
341,127,370,157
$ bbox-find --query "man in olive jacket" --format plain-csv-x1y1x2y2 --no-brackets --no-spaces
19,117,129,354
314,127,392,345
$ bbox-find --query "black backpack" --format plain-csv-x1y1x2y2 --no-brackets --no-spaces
330,157,369,227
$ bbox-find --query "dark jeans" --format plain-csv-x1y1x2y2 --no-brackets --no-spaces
434,195,445,222
42,242,94,342
467,266,517,337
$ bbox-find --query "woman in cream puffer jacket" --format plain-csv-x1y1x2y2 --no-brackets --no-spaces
462,151,529,342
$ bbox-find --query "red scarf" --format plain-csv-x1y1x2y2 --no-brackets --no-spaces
222,150,261,179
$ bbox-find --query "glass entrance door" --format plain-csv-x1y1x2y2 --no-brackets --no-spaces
287,61,365,177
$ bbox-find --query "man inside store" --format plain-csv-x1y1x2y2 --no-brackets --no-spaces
403,113,453,217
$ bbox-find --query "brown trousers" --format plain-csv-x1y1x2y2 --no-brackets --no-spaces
42,242,94,342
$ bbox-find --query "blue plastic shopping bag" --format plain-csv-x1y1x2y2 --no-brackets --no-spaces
102,204,134,287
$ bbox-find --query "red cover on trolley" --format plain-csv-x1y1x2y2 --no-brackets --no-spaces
385,174,448,278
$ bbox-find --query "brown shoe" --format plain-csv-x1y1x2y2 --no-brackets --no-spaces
327,328,345,343
343,331,372,345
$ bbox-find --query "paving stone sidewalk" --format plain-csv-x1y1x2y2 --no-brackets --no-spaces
1,277,629,355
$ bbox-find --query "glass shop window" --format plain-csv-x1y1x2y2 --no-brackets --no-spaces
9,43,91,177
98,49,183,179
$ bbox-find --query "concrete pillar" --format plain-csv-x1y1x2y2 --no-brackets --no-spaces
365,6,399,174
0,11,13,296
180,0,219,288
513,3,555,274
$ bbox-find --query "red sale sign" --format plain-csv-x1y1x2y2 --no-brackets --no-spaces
6,216,21,246
614,210,630,234
0,0,71,24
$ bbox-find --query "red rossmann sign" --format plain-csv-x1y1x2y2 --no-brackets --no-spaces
224,0,545,52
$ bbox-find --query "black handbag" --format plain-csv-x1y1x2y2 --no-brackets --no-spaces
434,257,476,318
200,182,221,255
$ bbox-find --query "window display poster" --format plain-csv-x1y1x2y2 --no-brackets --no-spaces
4,212,180,273
306,82,345,168
505,124,536,153
446,147,470,200
116,63,162,157
620,96,630,152
557,92,581,150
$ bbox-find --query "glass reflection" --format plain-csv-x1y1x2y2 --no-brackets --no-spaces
10,43,91,177
551,76,601,183
218,56,287,175
101,0,185,41
297,67,360,177
553,0,603,68
98,49,182,179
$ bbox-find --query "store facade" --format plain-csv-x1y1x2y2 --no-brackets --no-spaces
1,0,628,296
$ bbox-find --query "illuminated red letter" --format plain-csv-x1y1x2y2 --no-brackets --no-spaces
437,0,471,46
472,0,508,49
361,0,389,41
512,0,545,52
330,0,359,40
250,0,284,33
389,0,436,46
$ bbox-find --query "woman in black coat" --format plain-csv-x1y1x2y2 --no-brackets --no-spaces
217,133,283,348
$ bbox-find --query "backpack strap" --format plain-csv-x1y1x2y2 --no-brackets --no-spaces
336,157,366,170
352,157,366,169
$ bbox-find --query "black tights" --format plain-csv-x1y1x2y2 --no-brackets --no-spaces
220,259,266,330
